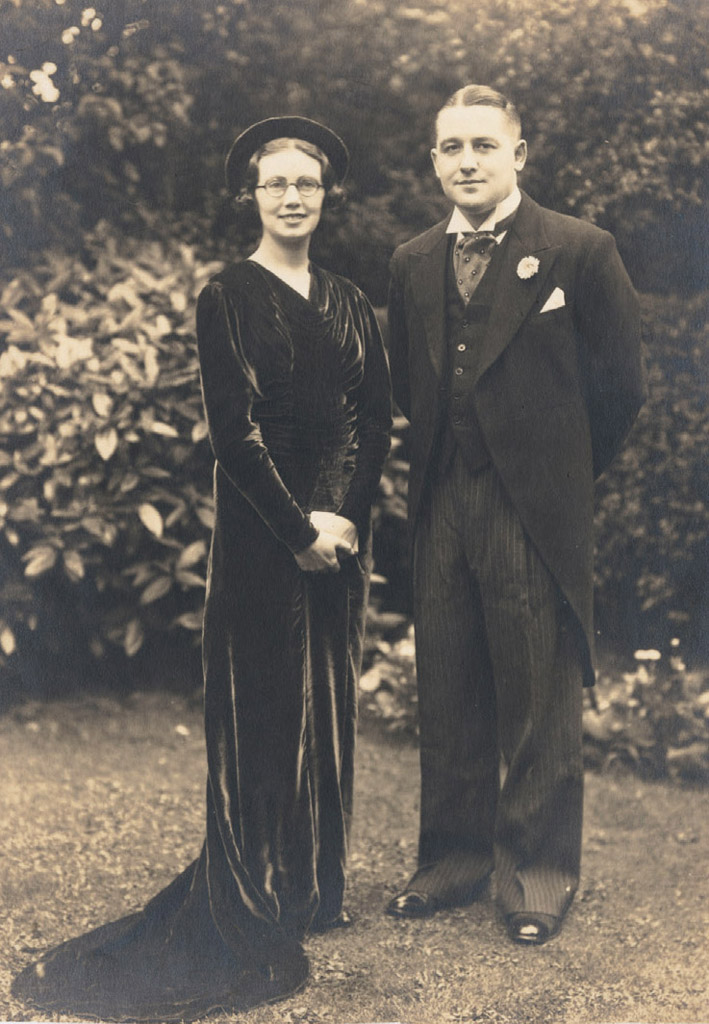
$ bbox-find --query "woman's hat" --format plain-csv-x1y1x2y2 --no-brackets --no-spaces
225,116,349,195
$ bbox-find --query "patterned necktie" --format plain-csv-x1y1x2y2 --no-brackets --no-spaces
453,231,498,303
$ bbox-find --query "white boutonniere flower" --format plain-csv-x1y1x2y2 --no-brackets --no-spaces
517,256,540,280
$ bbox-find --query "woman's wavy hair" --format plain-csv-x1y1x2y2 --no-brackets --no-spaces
235,137,346,216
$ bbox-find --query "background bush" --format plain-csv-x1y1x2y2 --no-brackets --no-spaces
0,0,707,715
0,229,219,700
0,228,706,701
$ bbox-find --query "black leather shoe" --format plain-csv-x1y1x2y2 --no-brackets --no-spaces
385,890,440,919
506,912,561,946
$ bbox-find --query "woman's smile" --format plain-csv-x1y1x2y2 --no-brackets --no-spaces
254,149,324,244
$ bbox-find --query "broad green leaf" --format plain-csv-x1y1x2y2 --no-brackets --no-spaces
0,626,16,656
177,539,207,569
0,472,20,491
165,505,186,528
82,516,117,545
196,505,215,530
95,428,119,461
39,435,59,466
150,421,179,438
144,347,160,384
9,498,42,523
24,546,58,577
8,308,35,330
108,281,140,306
119,473,140,493
63,549,85,582
124,618,144,657
176,570,206,589
92,393,113,417
174,611,203,631
140,575,173,604
138,503,164,537
123,561,157,587
54,335,94,369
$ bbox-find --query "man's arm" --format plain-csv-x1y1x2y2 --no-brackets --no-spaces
387,253,412,421
574,230,647,478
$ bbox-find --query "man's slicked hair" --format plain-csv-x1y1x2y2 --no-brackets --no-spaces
434,85,522,144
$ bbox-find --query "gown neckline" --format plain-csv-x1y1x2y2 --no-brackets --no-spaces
245,258,318,306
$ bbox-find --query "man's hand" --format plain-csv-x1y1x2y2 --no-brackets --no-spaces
294,531,353,573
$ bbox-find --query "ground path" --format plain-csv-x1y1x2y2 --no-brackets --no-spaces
1,692,707,1024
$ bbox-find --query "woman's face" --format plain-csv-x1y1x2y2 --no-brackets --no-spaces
253,147,325,244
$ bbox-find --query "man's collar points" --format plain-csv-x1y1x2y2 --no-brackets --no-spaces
446,186,522,235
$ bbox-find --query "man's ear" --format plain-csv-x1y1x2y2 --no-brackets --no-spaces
514,139,528,173
430,147,441,180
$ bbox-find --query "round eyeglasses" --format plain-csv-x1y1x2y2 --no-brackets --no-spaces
255,176,324,198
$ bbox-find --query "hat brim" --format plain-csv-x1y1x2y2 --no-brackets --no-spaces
225,116,349,195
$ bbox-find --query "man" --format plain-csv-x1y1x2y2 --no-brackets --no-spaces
386,85,645,945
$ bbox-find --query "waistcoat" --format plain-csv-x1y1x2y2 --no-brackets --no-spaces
434,234,509,475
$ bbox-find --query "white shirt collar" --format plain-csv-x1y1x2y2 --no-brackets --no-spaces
446,187,522,239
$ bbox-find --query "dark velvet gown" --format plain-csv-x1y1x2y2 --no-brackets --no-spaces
12,261,392,1021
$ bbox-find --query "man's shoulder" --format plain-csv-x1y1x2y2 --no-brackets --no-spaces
524,194,612,247
391,220,448,262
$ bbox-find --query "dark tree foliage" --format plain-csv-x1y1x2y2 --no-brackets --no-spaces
1,0,707,298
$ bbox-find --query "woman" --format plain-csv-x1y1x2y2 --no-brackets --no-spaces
12,116,392,1021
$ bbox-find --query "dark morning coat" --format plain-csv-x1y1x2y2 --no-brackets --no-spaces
387,190,646,684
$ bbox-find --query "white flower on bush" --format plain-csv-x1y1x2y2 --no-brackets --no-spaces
62,26,80,44
629,649,662,687
633,649,661,662
29,63,60,103
80,7,102,29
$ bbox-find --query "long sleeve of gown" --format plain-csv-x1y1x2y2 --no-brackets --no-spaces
337,294,392,533
196,281,318,554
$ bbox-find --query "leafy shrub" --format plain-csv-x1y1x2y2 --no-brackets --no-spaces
0,226,220,698
594,291,709,657
584,646,709,782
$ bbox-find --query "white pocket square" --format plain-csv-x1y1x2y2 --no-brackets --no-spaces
539,286,565,313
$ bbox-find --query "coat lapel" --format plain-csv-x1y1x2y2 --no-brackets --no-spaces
408,221,449,379
476,193,561,382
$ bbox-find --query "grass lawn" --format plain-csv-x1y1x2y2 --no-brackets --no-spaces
1,691,708,1024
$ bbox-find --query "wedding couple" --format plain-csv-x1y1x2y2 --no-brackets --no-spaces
13,84,644,1020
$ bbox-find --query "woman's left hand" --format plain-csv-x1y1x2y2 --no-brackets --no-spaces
309,512,358,553
294,530,352,572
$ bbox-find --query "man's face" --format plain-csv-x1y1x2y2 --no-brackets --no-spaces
431,105,527,222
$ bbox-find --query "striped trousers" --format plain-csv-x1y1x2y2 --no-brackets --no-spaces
410,454,584,920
